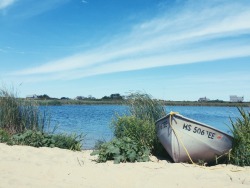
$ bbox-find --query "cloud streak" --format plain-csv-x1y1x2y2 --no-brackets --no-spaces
0,0,15,10
10,0,250,82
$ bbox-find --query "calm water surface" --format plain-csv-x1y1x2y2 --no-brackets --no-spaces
41,105,249,149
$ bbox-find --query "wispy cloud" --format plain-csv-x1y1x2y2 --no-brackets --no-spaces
0,0,15,10
6,0,70,18
10,0,250,82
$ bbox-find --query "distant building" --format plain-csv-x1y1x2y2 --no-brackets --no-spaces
198,97,210,102
230,95,244,102
26,94,38,99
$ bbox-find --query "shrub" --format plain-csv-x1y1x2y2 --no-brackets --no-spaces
10,130,55,147
229,108,250,166
0,128,11,143
52,133,84,151
8,130,84,151
113,115,155,149
112,92,166,155
91,137,150,164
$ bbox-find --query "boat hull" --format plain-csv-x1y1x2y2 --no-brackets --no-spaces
156,113,233,163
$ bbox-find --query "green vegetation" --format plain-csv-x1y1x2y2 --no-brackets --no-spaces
92,93,167,163
0,87,83,151
22,94,250,107
113,116,155,149
91,137,150,164
0,88,43,134
229,108,250,166
113,93,166,152
26,98,124,106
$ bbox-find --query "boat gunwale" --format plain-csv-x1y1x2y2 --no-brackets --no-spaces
155,113,233,138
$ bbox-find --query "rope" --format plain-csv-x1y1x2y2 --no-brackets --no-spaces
168,111,196,165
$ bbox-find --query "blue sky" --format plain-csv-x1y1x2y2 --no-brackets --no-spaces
0,0,250,101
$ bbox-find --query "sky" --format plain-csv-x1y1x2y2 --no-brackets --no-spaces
0,0,250,101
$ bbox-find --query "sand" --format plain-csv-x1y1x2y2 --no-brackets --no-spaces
0,143,249,188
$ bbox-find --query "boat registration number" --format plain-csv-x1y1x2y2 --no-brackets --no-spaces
183,123,215,139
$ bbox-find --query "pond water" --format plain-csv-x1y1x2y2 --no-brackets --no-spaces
40,105,249,149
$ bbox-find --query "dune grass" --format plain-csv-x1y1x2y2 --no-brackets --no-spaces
113,93,166,152
0,88,43,134
92,92,167,163
229,108,250,166
0,87,83,151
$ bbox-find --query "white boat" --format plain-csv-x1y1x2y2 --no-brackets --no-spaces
155,112,233,163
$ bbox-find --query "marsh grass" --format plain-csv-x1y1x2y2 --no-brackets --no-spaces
0,88,45,134
127,93,166,122
229,108,250,166
92,93,167,163
112,92,166,154
0,87,83,151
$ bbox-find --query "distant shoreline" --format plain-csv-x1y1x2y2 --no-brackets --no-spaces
20,98,250,107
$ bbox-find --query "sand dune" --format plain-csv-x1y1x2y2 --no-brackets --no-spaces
0,143,249,188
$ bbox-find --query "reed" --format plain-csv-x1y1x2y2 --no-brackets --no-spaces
0,87,83,151
0,88,45,134
229,108,250,166
127,93,166,122
113,92,166,153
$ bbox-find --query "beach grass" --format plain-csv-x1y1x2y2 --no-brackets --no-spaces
92,92,167,163
0,87,83,151
229,108,250,166
0,87,43,134
113,93,166,153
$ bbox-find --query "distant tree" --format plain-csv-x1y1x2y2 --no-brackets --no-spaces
102,96,111,100
61,97,70,100
37,94,51,100
76,96,85,100
88,95,96,100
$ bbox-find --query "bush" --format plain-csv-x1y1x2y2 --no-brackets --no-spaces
10,130,55,147
52,133,84,151
112,92,166,156
91,137,150,164
229,108,250,166
113,115,155,149
7,130,84,151
0,128,11,143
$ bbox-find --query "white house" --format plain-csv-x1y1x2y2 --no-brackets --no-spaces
198,97,210,102
26,94,38,99
230,95,244,102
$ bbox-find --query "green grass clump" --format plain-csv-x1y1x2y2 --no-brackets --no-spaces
112,93,166,154
0,88,44,134
52,133,84,151
127,93,166,122
92,92,166,164
229,108,250,166
113,115,155,149
10,130,56,147
0,129,11,143
8,131,84,151
91,137,150,164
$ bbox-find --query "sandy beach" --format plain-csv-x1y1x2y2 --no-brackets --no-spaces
0,143,249,188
